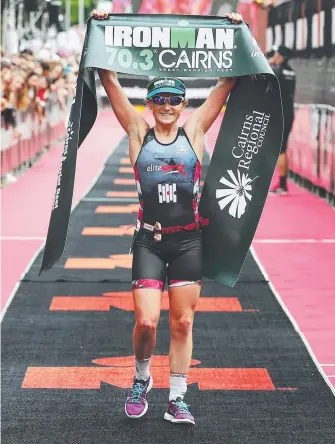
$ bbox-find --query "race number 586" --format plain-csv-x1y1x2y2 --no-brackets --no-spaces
106,48,154,71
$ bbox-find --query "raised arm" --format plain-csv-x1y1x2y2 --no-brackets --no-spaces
184,77,236,137
98,69,149,135
92,9,149,136
184,12,242,138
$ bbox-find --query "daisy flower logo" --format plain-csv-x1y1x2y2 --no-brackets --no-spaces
216,170,258,219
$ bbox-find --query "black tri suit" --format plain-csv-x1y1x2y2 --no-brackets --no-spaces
131,127,208,291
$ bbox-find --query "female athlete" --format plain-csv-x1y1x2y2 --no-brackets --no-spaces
93,9,243,425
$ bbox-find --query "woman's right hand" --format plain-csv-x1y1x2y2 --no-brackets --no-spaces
91,9,109,20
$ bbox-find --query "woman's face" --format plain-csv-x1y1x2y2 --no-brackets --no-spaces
10,76,24,91
34,65,43,76
27,61,36,71
11,56,21,66
147,93,187,125
19,57,28,70
27,74,39,88
50,65,62,80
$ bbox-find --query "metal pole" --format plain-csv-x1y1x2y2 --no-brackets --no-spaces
4,0,17,54
79,0,85,26
65,0,71,30
17,1,24,47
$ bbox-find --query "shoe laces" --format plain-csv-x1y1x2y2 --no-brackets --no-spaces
129,380,146,403
174,399,191,414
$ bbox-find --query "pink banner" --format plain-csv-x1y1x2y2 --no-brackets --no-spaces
288,107,318,184
318,109,335,194
112,0,211,14
288,106,335,194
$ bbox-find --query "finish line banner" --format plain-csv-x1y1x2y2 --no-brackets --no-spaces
39,14,283,287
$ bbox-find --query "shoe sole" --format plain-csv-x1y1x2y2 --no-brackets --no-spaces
269,190,288,196
164,412,195,425
124,375,153,419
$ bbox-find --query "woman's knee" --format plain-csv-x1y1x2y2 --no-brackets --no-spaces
170,315,194,339
135,317,159,335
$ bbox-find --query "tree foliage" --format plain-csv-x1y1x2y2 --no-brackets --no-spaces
61,0,97,25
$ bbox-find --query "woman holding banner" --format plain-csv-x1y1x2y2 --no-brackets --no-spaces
92,8,242,426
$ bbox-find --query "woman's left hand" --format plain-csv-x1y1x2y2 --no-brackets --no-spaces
223,12,243,24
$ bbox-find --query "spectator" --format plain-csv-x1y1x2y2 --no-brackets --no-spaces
1,48,78,130
36,76,51,122
26,72,39,102
1,46,79,184
269,45,296,195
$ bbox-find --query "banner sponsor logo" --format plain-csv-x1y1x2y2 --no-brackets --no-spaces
105,25,235,72
105,26,234,50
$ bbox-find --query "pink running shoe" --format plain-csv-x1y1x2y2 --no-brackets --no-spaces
164,397,195,425
269,182,288,195
125,375,153,419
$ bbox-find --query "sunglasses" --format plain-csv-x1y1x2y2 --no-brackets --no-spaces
150,96,184,106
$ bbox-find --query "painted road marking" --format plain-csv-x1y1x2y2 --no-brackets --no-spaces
50,292,244,312
64,255,132,270
82,226,135,236
114,178,136,185
106,191,138,197
95,204,138,214
119,167,133,173
22,355,275,390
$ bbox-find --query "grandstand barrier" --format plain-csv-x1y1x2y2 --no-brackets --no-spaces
289,104,335,204
1,93,67,183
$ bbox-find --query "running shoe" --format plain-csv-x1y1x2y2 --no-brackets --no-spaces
164,397,195,425
269,185,288,195
125,375,153,419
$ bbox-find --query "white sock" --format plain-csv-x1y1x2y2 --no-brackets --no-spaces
169,373,187,401
135,356,151,381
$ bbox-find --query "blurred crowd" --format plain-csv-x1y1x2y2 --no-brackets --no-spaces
1,48,79,132
112,0,277,16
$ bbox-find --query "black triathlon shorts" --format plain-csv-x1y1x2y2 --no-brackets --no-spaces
131,228,203,291
281,114,294,154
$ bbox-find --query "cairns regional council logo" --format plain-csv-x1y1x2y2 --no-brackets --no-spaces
104,22,235,72
216,111,271,219
216,169,256,219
